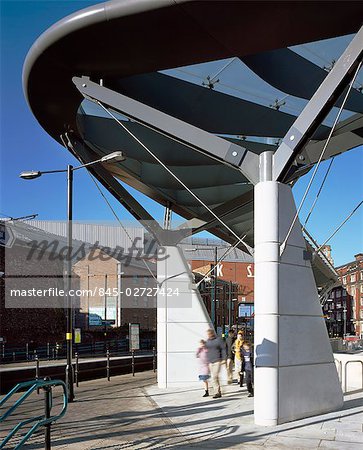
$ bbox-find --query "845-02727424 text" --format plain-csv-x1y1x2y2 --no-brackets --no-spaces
93,287,181,297
9,287,181,298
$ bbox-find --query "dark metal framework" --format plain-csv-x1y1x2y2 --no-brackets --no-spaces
22,0,363,289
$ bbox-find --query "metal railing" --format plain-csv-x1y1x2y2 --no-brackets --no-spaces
72,349,157,385
342,339,363,353
0,379,68,449
0,338,156,364
344,360,363,394
334,358,342,381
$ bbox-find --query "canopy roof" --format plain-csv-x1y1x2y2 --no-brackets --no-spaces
23,0,363,288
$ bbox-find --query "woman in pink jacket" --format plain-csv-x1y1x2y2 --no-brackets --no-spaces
196,339,210,397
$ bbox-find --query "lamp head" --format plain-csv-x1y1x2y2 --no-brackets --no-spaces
19,171,41,180
100,151,125,163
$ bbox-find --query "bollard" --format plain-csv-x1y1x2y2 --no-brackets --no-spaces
152,347,156,373
43,377,52,450
52,348,55,360
26,343,29,361
106,350,110,381
13,351,16,362
131,350,135,377
47,343,50,360
2,343,4,359
75,352,79,387
35,356,40,394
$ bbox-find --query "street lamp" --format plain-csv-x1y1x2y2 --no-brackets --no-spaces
19,151,125,401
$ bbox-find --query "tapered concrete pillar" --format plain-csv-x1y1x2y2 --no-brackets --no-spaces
254,152,343,425
157,245,212,387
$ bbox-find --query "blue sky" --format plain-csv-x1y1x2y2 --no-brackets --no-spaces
1,0,362,267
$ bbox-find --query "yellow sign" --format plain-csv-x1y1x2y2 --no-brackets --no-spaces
66,332,72,340
74,328,81,344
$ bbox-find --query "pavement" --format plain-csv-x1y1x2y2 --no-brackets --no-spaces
1,371,363,449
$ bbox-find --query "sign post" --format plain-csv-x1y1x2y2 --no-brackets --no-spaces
129,323,140,351
74,328,81,344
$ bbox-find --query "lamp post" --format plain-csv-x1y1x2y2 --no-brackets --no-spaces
185,245,229,330
20,151,125,401
212,246,218,330
343,299,347,339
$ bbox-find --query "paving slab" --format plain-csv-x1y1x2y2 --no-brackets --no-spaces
2,371,363,449
334,430,363,443
147,379,363,449
319,440,363,450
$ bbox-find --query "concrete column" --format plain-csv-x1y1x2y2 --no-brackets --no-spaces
254,152,343,425
157,246,212,387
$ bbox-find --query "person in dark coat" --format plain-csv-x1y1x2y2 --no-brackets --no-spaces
241,341,254,397
205,329,227,398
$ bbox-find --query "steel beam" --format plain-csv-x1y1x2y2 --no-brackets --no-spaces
65,137,164,238
73,76,259,184
273,25,363,182
163,203,172,230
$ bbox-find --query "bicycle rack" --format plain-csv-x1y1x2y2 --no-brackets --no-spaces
0,378,68,449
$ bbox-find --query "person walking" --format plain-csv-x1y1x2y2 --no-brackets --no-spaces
241,341,254,397
232,331,244,384
225,329,235,384
196,340,210,397
205,329,226,398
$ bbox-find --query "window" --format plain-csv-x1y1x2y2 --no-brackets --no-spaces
343,276,347,284
106,296,117,322
239,303,254,317
351,274,356,283
336,302,342,309
360,272,363,281
335,290,341,298
360,297,363,306
360,310,363,320
336,312,342,321
361,285,363,294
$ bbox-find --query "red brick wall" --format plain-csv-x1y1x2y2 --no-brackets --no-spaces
190,260,254,302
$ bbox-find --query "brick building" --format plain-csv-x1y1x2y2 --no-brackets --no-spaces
336,253,363,337
181,239,255,332
0,222,66,346
193,270,239,331
322,285,355,337
190,260,254,303
1,220,156,349
73,248,157,331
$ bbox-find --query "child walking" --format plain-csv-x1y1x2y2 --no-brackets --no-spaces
196,339,210,397
241,341,254,397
